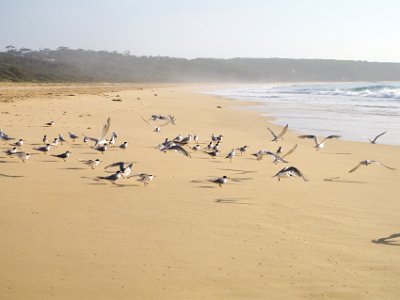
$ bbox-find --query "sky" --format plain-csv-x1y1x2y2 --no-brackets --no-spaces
1,0,400,62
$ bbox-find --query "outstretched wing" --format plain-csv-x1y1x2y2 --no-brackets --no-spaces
267,126,277,139
282,144,298,158
376,161,396,170
100,117,111,139
372,131,386,143
277,124,289,139
321,135,341,144
167,145,191,157
348,162,363,173
105,161,125,171
289,166,309,181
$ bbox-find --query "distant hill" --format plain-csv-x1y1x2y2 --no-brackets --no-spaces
1,47,400,82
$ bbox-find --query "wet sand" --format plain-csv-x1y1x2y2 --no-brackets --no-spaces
1,83,399,299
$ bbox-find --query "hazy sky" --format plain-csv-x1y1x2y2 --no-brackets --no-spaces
1,0,400,62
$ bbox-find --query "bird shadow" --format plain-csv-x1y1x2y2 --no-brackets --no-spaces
371,233,400,246
0,173,24,178
214,198,257,205
197,185,216,189
62,167,86,170
323,177,366,184
217,168,257,175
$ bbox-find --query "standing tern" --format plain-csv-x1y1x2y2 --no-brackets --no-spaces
210,175,228,187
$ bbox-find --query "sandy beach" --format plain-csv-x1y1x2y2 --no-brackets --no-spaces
1,83,399,300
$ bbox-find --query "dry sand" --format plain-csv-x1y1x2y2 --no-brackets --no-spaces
0,83,399,299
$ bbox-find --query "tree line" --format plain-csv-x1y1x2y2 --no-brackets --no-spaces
1,46,400,82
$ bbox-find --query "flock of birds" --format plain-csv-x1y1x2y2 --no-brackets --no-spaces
0,113,396,188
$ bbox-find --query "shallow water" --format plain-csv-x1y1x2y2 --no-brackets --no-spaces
208,82,400,146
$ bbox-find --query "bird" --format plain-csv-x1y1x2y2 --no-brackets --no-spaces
15,152,30,163
4,147,18,156
210,175,228,187
193,134,199,144
68,132,79,142
42,135,48,144
162,144,191,158
211,133,223,142
267,124,288,142
237,145,248,154
0,131,15,143
276,146,283,154
51,137,59,147
131,173,155,186
105,162,133,178
367,131,386,144
97,170,122,184
225,148,236,162
192,144,201,151
45,120,55,127
273,166,309,181
252,149,269,161
204,149,219,159
78,158,101,169
175,134,192,145
58,133,67,145
119,141,128,149
269,144,298,164
12,138,24,148
348,160,396,173
108,132,117,146
34,144,51,154
51,150,71,162
298,134,341,150
86,117,111,147
141,115,165,132
94,144,108,154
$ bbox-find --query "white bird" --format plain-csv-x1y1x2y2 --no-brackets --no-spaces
267,124,288,142
119,141,128,149
210,175,228,187
348,160,396,173
45,120,55,127
273,166,309,181
35,144,51,154
367,131,386,144
298,134,341,151
12,138,24,148
162,144,191,158
86,117,111,146
79,158,101,169
4,147,18,156
58,133,67,145
192,144,201,151
269,144,298,164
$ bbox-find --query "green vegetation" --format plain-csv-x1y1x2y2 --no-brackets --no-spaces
1,46,400,82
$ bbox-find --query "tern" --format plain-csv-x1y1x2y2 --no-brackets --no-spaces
58,133,67,145
267,124,288,142
268,144,298,164
97,170,122,184
237,145,248,154
192,144,201,151
52,150,71,162
273,166,309,181
45,120,55,127
204,149,219,159
131,173,155,186
0,131,15,143
252,149,269,161
348,160,396,173
12,139,24,148
367,131,387,144
4,147,18,156
35,144,51,154
162,144,191,158
210,175,228,187
119,141,128,149
68,132,79,142
225,148,236,162
94,144,108,154
43,135,48,144
79,158,101,169
86,117,111,146
298,134,341,151
105,161,133,178
15,152,30,163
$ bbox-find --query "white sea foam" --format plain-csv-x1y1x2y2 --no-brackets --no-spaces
208,82,400,145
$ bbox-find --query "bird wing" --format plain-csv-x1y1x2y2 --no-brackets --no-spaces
349,162,363,173
168,145,191,157
277,124,289,138
100,117,111,139
289,166,309,181
376,161,396,170
282,144,298,158
372,131,387,143
267,126,277,139
105,161,125,170
321,135,341,144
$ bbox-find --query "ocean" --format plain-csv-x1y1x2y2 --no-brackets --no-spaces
209,82,400,146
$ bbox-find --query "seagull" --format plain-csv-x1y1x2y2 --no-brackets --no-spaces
15,152,30,163
34,144,51,154
225,148,236,162
193,134,199,144
0,131,15,143
51,150,71,162
273,166,309,181
105,161,134,178
348,160,396,173
51,137,59,147
367,131,387,144
211,134,223,142
192,144,201,151
68,132,79,142
43,135,48,144
119,141,128,149
86,117,111,146
79,158,101,169
131,173,155,186
94,144,108,154
204,149,219,159
298,134,341,151
210,175,228,187
267,124,288,142
97,170,122,184
45,120,55,127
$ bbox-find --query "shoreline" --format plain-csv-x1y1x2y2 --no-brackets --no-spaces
1,83,399,300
